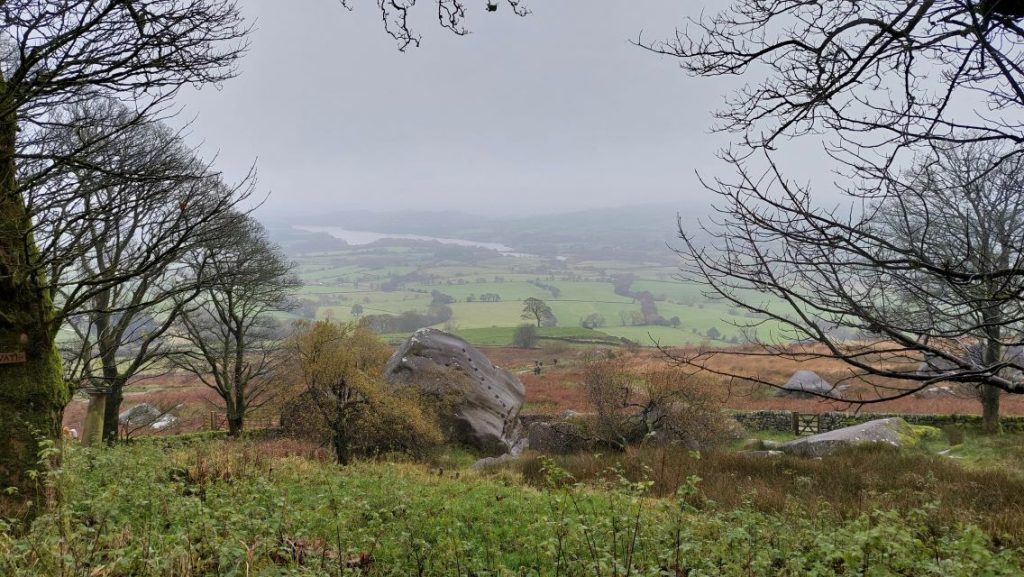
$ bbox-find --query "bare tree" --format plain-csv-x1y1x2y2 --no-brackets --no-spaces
583,359,729,450
0,1,248,514
614,2,1024,434
172,215,298,436
871,141,1024,431
341,0,529,51
672,141,1024,433
46,98,255,443
643,1,1024,170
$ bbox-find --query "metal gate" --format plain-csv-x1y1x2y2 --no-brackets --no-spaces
792,413,821,436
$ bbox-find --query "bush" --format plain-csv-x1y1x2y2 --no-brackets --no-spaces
513,324,538,348
540,339,571,355
282,388,444,460
283,321,444,463
351,390,445,458
943,424,966,446
582,360,732,450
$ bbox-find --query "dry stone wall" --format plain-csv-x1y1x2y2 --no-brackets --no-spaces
731,410,1024,433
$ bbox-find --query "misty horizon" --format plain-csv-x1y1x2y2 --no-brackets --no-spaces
176,1,832,218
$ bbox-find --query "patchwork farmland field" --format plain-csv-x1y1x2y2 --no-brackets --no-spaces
284,236,781,347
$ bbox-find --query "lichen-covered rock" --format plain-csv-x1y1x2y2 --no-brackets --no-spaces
118,403,177,430
776,370,847,399
384,329,525,455
119,403,157,424
778,417,936,457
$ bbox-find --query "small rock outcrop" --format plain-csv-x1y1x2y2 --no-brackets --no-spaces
384,329,525,455
913,384,961,399
776,370,846,398
778,417,927,457
118,404,177,431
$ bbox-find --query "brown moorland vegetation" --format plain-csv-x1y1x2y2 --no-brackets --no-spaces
63,343,1024,437
510,444,1024,547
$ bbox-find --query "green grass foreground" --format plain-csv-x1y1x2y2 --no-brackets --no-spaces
2,439,1022,576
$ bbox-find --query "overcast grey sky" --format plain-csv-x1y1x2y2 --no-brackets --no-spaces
177,1,821,219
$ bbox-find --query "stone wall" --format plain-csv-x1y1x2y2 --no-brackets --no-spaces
730,410,795,433
731,410,1024,434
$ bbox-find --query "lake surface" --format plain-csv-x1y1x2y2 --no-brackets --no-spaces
297,225,519,253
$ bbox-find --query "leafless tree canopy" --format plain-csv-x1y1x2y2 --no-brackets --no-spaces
632,2,1024,428
341,0,528,51
32,99,255,329
1,1,247,108
1,0,249,317
674,142,1024,413
3,1,249,205
644,1,1024,160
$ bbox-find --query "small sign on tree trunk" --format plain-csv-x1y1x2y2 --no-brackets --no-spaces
0,351,27,364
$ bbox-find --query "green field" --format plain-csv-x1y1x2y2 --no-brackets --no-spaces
288,239,786,347
4,438,1019,576
451,326,625,347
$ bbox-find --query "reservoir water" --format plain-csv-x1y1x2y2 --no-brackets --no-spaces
297,225,519,253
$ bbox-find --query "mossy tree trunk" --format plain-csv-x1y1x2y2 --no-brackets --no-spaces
0,80,69,517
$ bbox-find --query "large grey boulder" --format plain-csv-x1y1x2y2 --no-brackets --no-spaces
384,329,525,455
776,370,847,398
778,417,920,457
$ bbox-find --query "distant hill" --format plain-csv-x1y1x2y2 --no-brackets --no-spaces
279,203,710,262
264,225,349,254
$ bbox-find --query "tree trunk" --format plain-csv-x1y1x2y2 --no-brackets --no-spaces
981,384,1001,435
332,430,350,465
0,81,68,517
227,410,244,437
101,382,126,444
96,309,126,444
981,312,1003,435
